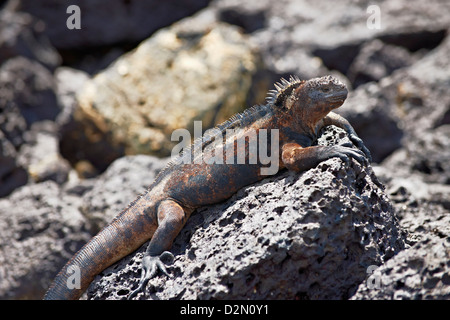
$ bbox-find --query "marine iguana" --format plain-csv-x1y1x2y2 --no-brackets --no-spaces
44,75,371,300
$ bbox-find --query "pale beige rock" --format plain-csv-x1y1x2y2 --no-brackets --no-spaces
75,21,259,157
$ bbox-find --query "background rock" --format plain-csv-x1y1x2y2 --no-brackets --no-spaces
0,6,61,68
14,0,211,50
0,129,27,197
0,56,59,148
346,39,418,88
0,181,91,299
337,34,450,164
214,0,449,85
352,236,449,300
16,121,71,185
0,56,60,196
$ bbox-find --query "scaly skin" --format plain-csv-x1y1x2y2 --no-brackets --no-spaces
44,75,371,300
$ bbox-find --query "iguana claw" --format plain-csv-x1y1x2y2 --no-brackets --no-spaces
349,134,372,162
128,251,174,299
326,145,367,165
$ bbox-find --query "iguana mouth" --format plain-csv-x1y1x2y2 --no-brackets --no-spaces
328,90,348,103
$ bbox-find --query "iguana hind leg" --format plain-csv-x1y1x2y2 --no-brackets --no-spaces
128,199,190,299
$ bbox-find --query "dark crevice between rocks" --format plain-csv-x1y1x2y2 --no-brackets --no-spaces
312,43,362,78
378,29,447,53
58,118,126,176
434,107,450,128
58,42,141,76
218,8,267,34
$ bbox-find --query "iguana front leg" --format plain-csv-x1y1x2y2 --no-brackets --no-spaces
281,142,367,172
322,112,372,162
128,199,190,299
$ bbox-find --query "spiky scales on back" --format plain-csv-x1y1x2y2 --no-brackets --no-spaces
266,75,305,107
161,103,271,173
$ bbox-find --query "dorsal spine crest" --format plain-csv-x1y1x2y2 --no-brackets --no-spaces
266,75,305,107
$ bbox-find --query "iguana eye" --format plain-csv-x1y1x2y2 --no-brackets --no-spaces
321,87,331,93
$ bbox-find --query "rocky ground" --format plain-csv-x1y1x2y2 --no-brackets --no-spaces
0,0,448,300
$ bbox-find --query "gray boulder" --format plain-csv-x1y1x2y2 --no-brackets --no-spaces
0,6,61,68
0,56,61,196
16,121,71,185
0,56,59,148
0,181,91,299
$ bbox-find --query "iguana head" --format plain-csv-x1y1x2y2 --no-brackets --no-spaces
301,75,348,109
269,75,348,126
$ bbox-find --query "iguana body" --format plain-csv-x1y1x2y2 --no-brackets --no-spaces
44,75,371,300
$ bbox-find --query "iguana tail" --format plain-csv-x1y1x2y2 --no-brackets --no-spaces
44,206,155,300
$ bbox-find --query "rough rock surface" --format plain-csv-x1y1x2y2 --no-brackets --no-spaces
0,56,59,147
352,236,449,300
87,127,406,300
373,166,449,241
0,56,61,196
0,181,91,299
